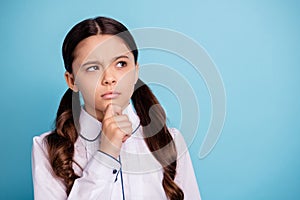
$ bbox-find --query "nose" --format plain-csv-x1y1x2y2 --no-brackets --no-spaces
101,68,117,86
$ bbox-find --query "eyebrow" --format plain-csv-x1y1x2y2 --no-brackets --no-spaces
111,55,129,62
80,55,130,68
80,60,102,68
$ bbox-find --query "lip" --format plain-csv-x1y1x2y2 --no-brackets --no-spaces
101,91,121,100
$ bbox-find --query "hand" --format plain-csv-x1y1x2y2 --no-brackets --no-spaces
99,104,132,159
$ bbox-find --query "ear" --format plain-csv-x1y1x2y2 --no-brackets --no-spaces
134,62,139,84
64,71,79,92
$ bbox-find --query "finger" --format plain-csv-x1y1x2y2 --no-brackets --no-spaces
103,103,122,120
119,125,133,135
113,114,130,122
104,115,130,127
114,120,132,128
104,120,132,135
109,121,132,135
122,135,130,143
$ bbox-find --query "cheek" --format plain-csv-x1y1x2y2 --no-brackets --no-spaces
76,76,99,100
118,69,136,85
116,70,136,97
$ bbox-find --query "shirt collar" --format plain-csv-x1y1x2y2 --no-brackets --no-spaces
79,102,140,141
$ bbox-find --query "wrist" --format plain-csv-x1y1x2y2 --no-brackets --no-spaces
99,146,120,159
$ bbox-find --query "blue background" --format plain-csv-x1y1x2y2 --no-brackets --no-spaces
1,0,299,199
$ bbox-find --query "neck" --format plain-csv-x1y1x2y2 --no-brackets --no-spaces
83,105,104,122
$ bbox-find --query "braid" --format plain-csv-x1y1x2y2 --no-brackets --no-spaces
132,79,184,200
45,88,81,195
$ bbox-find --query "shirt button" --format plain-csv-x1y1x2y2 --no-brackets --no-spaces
113,169,118,174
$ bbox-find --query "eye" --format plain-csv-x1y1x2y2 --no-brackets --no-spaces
86,66,99,72
116,61,127,68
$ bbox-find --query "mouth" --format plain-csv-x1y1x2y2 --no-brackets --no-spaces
101,91,121,100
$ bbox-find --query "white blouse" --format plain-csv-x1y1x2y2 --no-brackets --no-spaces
32,103,201,199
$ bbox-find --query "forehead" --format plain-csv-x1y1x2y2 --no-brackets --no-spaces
73,34,131,67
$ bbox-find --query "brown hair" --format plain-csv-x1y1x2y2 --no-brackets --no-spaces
45,16,184,199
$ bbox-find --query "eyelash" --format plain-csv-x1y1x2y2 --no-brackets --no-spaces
116,61,127,68
86,66,99,72
85,61,127,72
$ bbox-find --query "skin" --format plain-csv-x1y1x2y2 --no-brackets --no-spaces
65,34,139,158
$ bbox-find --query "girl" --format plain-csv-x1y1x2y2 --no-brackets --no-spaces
32,16,201,200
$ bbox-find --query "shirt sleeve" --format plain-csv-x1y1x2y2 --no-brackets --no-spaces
32,134,121,200
169,128,202,200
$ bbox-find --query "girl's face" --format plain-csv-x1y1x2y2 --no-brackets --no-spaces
65,34,139,121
